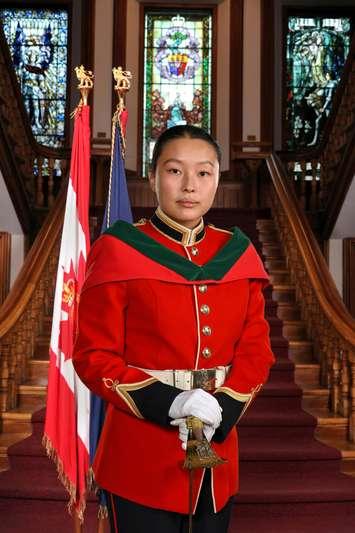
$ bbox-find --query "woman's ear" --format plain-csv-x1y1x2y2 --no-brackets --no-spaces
148,171,156,193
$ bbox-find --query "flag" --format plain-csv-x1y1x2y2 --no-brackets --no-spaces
89,108,132,515
43,104,91,519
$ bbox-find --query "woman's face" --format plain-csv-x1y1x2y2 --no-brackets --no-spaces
149,137,220,229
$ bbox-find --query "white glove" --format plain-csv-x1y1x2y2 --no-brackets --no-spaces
170,418,216,450
203,424,216,443
169,388,222,428
170,418,189,450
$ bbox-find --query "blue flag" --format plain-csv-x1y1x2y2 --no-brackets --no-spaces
89,116,132,513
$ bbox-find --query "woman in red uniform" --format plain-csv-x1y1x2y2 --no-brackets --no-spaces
73,125,274,532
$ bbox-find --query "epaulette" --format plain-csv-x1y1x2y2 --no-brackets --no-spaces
134,218,147,226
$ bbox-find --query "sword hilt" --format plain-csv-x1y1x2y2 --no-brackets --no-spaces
183,416,226,470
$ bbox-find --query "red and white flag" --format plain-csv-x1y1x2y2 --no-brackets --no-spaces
43,104,91,518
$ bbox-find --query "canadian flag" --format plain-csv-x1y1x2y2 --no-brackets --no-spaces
43,104,91,518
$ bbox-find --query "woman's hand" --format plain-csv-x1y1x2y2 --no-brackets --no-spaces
170,417,217,450
168,388,222,427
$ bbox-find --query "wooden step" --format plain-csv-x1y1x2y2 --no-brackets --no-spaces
314,433,355,477
282,320,307,340
295,363,320,388
301,386,329,409
0,406,42,434
262,243,284,257
265,258,287,271
269,270,290,285
276,302,301,321
18,379,47,409
41,316,52,336
256,219,275,230
34,336,50,359
305,406,348,440
257,229,279,243
272,285,296,303
28,359,49,381
0,432,30,472
288,340,314,363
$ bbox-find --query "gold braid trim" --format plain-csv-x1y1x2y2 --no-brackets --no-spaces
42,433,87,522
214,386,252,402
215,384,264,424
103,377,158,418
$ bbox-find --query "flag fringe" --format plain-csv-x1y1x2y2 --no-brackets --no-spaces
42,433,87,522
98,504,109,519
87,467,108,519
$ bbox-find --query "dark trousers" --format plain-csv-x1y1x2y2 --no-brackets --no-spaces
106,469,233,533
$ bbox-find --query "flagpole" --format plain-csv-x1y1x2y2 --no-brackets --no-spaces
71,65,93,533
96,66,132,533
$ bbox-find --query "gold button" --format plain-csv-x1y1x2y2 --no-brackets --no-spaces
198,285,208,293
202,326,212,336
202,347,212,358
191,247,199,256
200,304,210,315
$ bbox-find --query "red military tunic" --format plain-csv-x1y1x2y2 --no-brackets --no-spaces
73,208,275,514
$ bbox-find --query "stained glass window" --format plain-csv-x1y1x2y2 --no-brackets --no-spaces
0,8,69,147
143,10,213,176
285,16,352,150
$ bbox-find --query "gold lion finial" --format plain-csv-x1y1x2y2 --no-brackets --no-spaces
112,67,132,113
74,65,94,105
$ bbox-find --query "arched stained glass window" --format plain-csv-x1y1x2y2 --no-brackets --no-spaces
142,10,213,176
0,8,69,148
285,16,352,150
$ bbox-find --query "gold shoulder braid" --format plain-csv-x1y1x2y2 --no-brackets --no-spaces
134,218,147,226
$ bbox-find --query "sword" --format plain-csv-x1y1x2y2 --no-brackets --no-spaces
183,416,226,533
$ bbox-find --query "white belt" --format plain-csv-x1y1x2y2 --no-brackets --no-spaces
131,365,231,391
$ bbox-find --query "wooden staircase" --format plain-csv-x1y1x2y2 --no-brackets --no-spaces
0,319,50,471
1,215,354,479
257,217,355,478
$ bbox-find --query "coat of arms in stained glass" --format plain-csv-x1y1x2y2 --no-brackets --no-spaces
0,8,69,148
143,11,213,176
285,16,352,150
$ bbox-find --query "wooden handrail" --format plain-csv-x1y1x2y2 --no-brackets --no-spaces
0,183,65,338
265,152,355,441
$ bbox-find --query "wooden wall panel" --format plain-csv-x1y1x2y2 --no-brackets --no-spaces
343,238,355,318
0,232,11,306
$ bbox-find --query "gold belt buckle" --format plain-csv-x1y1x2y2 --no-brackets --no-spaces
192,369,216,391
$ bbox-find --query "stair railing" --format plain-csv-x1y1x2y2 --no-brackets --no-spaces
0,187,65,413
279,36,355,217
266,153,355,443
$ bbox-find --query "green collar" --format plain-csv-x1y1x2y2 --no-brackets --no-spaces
105,220,250,281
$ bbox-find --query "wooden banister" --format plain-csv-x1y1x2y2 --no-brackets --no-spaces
266,153,355,441
0,232,11,306
0,184,66,411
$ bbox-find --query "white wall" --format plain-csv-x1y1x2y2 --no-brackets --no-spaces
243,0,260,146
328,239,343,297
125,0,140,172
0,171,24,286
216,0,230,169
328,174,355,295
92,0,114,144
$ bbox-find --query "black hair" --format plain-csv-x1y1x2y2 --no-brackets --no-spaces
150,125,222,173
